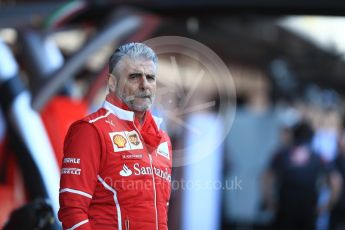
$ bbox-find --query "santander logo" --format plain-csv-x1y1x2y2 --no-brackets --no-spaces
119,164,132,177
119,163,171,182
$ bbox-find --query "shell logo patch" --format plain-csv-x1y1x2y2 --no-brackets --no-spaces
109,131,143,152
113,134,127,148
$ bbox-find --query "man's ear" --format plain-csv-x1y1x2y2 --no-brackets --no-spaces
108,73,117,92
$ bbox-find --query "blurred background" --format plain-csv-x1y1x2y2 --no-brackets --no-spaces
1,0,345,229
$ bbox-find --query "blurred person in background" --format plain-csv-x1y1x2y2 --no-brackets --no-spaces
223,74,281,229
329,129,345,230
312,108,342,163
311,108,343,230
58,43,173,230
262,121,342,230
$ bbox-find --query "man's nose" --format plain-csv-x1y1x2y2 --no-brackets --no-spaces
139,75,149,89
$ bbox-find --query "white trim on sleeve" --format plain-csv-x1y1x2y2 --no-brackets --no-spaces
66,219,89,230
59,188,92,199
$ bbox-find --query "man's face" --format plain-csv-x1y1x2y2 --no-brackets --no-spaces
112,57,157,112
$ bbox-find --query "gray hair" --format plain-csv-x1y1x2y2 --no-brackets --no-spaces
109,42,157,75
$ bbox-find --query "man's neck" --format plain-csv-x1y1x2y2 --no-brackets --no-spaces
134,111,146,124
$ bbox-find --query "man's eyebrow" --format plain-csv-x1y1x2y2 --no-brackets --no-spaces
129,72,142,76
128,72,155,77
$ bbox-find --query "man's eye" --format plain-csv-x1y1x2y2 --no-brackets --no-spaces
147,75,155,80
129,74,140,79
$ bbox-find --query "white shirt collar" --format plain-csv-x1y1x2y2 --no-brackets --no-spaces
102,100,163,128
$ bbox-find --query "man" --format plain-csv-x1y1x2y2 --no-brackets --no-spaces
58,43,172,230
262,121,341,230
329,131,345,230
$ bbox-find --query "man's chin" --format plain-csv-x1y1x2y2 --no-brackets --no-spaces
131,103,151,112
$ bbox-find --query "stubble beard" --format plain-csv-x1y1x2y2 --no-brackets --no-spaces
116,91,154,112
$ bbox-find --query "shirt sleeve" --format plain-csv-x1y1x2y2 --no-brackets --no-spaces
58,121,102,230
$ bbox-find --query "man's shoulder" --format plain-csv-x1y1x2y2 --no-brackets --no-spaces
67,108,108,129
81,108,110,124
159,129,171,142
64,109,108,140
